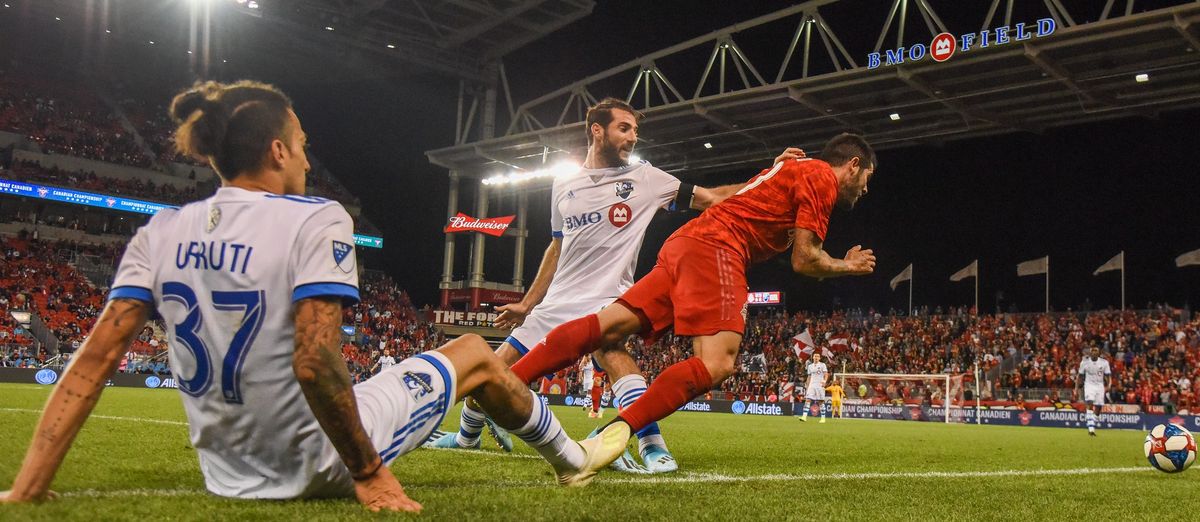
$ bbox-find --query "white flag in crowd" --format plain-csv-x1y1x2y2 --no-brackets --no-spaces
950,260,978,281
1017,256,1049,276
1093,251,1124,276
1176,249,1200,268
890,263,913,290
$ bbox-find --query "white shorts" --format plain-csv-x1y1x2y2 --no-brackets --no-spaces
315,351,458,496
506,297,612,355
1083,384,1105,405
805,384,826,401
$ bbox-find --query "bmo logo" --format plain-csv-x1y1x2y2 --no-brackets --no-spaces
931,32,956,62
564,211,603,231
608,203,632,228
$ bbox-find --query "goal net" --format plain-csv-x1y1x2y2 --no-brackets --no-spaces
835,373,975,423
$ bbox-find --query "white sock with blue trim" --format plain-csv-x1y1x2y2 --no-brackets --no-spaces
455,401,486,447
1086,409,1096,432
512,390,584,471
612,374,667,455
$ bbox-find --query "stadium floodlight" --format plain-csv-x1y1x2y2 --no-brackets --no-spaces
3,4,10,8
247,1,259,8
1135,73,1149,83
149,40,156,45
387,44,396,49
889,113,901,121
55,16,61,21
703,142,713,149
325,26,334,31
105,29,111,33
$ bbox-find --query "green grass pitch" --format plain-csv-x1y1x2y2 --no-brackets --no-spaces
1,383,1196,521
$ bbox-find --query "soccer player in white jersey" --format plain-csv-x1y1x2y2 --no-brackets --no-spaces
372,348,397,375
429,97,800,473
799,352,829,423
1076,346,1111,436
0,81,627,513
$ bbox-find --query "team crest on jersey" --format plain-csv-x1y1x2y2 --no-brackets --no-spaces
614,181,634,199
332,240,354,273
206,206,222,232
402,371,434,399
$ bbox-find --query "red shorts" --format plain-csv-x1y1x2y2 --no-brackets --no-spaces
617,235,748,344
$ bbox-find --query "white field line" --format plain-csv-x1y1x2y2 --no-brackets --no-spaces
54,467,1151,499
0,407,188,426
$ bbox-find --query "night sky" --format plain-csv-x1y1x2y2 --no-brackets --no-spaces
3,1,1198,313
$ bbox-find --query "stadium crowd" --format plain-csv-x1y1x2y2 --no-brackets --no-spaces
4,159,206,205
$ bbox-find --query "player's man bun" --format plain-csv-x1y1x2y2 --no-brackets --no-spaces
169,80,294,180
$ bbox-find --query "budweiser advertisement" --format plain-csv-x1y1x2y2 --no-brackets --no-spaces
444,213,515,237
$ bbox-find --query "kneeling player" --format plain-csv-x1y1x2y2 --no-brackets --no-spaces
0,81,625,513
1076,346,1111,436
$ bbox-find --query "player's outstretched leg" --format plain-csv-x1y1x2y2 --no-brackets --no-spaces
612,373,676,473
605,332,741,440
441,335,627,487
509,307,642,385
425,344,521,451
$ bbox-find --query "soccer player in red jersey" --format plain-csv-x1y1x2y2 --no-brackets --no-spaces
508,133,878,447
589,369,607,418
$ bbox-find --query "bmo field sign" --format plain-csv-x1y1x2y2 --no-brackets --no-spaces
868,18,1057,69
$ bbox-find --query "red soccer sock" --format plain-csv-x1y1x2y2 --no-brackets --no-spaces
511,314,601,384
591,388,602,411
617,357,712,432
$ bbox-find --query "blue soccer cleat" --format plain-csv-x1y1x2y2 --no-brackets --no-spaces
484,416,514,453
641,444,679,473
424,430,479,450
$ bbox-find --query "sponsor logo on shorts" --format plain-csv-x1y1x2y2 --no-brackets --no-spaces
35,369,58,385
608,203,631,228
145,376,162,388
403,371,434,399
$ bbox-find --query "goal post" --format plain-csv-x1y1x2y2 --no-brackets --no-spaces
837,372,977,424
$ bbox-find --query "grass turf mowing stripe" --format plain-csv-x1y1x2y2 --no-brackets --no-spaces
0,408,188,426
50,466,1151,499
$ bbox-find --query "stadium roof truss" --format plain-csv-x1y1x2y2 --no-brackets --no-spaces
427,0,1200,178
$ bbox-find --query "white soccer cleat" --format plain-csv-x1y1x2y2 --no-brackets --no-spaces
557,422,631,487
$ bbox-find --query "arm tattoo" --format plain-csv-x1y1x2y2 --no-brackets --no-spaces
293,297,380,477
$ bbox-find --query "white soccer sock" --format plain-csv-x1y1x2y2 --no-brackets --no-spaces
455,401,486,447
512,390,585,472
1086,409,1097,432
612,374,669,454
820,401,826,418
802,400,810,418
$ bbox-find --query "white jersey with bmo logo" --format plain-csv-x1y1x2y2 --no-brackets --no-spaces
110,187,457,499
805,361,829,400
506,161,680,352
1078,357,1111,405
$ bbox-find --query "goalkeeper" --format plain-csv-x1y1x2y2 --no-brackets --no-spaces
825,379,846,418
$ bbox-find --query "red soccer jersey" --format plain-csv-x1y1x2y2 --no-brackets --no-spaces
673,158,838,263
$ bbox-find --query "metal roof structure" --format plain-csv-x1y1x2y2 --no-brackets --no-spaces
427,0,1200,178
